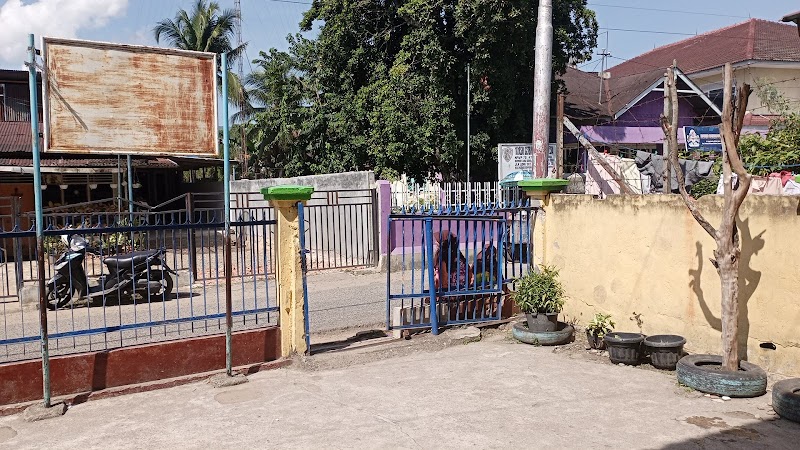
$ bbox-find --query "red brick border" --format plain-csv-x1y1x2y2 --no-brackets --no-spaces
0,327,280,408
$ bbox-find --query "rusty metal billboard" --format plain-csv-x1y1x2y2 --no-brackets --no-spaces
42,38,218,157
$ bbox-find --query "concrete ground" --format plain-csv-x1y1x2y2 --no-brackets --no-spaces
1,327,798,449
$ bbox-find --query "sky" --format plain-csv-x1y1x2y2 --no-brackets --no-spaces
0,0,796,71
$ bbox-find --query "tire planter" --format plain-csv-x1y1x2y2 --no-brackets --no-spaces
525,313,558,332
643,335,686,370
772,378,800,423
586,331,606,350
604,332,644,365
676,354,767,398
512,321,574,346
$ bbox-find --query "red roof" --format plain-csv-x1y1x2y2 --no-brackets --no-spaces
610,19,800,77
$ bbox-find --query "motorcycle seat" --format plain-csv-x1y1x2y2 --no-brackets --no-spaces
104,250,161,269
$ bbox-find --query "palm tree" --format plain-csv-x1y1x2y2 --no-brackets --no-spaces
154,0,249,110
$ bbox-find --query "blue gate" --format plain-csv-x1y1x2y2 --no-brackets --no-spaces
386,200,537,334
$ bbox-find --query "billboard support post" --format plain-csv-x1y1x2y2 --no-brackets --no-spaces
222,53,233,377
28,33,52,408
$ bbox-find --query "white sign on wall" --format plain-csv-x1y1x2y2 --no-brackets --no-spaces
498,143,557,180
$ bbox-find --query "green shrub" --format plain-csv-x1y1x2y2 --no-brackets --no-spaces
586,313,615,338
514,265,565,314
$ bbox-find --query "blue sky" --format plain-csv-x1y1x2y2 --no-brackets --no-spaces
0,0,796,71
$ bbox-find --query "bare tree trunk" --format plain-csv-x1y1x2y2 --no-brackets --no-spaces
661,62,751,371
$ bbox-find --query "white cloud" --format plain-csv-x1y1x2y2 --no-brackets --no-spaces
0,0,128,68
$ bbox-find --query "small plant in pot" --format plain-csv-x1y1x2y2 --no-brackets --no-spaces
586,313,614,350
514,265,565,332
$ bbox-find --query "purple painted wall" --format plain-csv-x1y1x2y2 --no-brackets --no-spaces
388,218,505,253
615,91,697,127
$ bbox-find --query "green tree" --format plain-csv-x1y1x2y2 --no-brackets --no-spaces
154,0,248,110
245,0,597,180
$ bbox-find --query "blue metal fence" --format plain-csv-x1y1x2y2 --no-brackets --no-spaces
0,208,278,363
386,200,537,334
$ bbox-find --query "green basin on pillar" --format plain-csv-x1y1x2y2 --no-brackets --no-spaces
517,179,569,193
260,185,315,201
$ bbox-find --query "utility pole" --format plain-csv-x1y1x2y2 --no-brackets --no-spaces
532,0,554,178
556,94,564,178
466,63,471,183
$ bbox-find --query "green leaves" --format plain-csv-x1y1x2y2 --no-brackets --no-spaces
586,313,615,338
244,1,597,180
513,265,566,314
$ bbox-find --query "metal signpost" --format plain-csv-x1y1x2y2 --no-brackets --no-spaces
28,33,52,408
221,53,233,376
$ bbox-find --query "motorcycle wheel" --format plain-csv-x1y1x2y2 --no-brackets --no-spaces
46,282,72,310
147,271,174,300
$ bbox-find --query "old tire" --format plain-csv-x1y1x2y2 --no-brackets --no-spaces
772,379,800,423
676,354,767,398
512,322,574,346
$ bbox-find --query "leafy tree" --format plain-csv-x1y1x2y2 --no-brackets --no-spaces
244,0,597,180
690,113,800,197
154,0,248,110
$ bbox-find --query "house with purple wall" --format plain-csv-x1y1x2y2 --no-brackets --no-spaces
559,65,721,172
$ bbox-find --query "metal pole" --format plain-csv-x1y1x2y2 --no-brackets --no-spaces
298,202,311,354
28,33,51,408
126,155,134,217
127,155,134,249
222,53,233,376
424,218,439,335
466,63,470,184
532,0,554,178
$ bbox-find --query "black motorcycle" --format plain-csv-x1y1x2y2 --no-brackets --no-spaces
46,235,176,310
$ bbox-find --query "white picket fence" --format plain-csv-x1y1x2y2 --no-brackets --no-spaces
391,180,509,209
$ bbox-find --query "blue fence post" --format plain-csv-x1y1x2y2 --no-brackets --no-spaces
298,202,311,354
423,218,439,335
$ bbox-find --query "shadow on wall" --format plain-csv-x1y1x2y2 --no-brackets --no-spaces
689,217,764,361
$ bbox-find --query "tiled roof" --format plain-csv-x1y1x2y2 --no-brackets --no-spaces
609,19,800,77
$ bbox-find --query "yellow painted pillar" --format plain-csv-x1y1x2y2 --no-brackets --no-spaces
517,180,568,268
261,185,314,357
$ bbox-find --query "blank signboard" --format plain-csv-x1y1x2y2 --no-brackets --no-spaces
42,37,218,157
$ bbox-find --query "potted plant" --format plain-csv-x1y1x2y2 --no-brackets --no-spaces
586,313,614,350
514,265,565,332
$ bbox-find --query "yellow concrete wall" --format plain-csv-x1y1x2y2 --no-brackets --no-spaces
541,194,800,377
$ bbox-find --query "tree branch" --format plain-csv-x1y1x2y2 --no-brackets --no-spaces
660,115,717,238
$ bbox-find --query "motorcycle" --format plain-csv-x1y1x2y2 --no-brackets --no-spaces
46,234,176,310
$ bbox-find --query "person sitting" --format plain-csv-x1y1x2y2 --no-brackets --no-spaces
432,232,473,292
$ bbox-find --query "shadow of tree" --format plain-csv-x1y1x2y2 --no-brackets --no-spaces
689,217,764,360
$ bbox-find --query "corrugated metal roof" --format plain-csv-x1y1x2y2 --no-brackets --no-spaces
1,121,225,169
0,121,39,152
